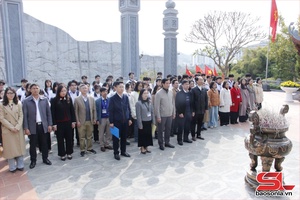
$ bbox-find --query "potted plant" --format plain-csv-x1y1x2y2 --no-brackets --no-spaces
280,81,300,102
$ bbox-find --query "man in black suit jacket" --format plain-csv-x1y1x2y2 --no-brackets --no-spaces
190,76,208,140
108,81,132,160
175,80,194,145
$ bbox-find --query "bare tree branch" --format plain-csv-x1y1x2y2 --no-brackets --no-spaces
185,11,266,76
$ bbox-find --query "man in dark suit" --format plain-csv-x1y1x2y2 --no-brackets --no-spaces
190,76,208,140
108,81,132,160
175,80,194,145
23,84,53,169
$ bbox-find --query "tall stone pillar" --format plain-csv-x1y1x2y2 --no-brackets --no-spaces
0,0,26,86
119,0,140,80
163,0,178,76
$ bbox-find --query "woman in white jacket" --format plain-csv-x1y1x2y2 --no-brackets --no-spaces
254,77,263,110
219,81,232,126
129,81,143,142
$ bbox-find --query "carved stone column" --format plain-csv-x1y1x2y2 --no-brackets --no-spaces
0,0,26,86
119,0,140,80
163,0,178,76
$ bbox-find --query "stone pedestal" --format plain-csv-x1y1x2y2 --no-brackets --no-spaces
280,87,299,102
163,0,178,76
0,0,26,86
119,0,140,80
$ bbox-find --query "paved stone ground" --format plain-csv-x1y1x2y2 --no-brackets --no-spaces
0,91,299,200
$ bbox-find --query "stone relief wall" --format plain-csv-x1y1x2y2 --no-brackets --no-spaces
0,13,6,80
0,13,165,86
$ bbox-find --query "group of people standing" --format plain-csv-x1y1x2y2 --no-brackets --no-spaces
0,71,263,171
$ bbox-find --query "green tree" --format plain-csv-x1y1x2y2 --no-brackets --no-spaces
269,16,299,81
233,47,269,79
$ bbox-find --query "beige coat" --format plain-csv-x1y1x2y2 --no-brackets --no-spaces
0,101,26,159
74,95,97,124
254,83,264,103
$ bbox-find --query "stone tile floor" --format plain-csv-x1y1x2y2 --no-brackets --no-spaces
0,91,299,200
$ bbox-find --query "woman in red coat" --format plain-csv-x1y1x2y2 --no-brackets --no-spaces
230,81,242,124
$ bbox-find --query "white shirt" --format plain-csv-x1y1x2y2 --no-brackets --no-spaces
33,97,42,122
107,91,116,98
16,87,26,99
197,85,202,91
92,92,101,101
69,90,80,104
82,95,88,102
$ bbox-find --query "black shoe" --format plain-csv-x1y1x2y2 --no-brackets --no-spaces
141,150,146,154
146,149,151,153
67,155,72,160
121,152,131,157
178,141,183,146
87,149,97,154
17,168,24,171
165,143,175,148
126,141,130,145
114,154,120,160
101,147,106,152
197,136,205,140
202,127,207,131
29,161,36,169
170,134,174,137
105,146,113,150
183,139,193,143
80,151,85,157
159,146,165,150
61,156,66,161
43,159,52,165
10,169,17,173
192,137,196,141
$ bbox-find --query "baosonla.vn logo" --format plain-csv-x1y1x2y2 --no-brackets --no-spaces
255,172,295,196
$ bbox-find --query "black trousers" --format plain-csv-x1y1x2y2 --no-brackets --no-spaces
29,124,48,162
93,124,99,141
219,112,230,126
191,113,204,137
56,122,73,156
113,122,128,155
177,114,192,142
230,112,239,124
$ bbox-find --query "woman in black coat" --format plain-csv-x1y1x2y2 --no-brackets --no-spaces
51,85,76,160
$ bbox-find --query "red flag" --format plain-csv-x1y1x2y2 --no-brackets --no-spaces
213,67,218,76
195,65,203,73
270,0,278,42
186,65,193,76
205,65,213,76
